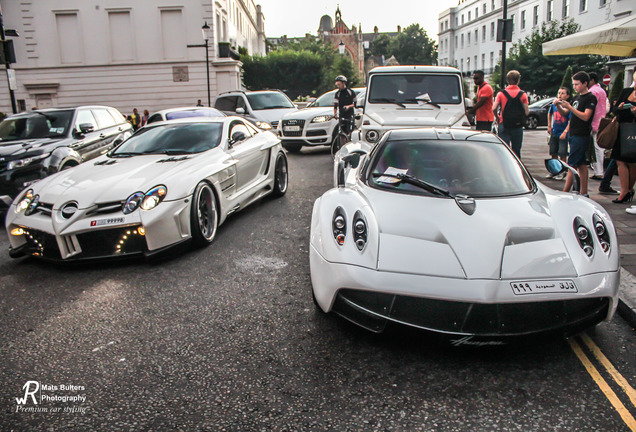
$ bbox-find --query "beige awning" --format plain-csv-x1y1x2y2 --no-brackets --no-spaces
542,15,636,57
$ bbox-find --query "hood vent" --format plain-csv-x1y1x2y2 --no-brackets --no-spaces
94,159,118,166
157,156,190,163
505,227,555,246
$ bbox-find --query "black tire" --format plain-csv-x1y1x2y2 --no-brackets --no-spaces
331,130,345,159
190,182,218,247
282,142,302,153
526,116,538,129
272,152,288,197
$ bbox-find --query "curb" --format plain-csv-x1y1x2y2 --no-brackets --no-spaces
618,268,636,329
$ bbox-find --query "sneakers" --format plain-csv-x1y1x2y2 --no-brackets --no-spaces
554,172,566,180
599,185,619,195
590,175,603,180
545,173,555,179
626,207,636,215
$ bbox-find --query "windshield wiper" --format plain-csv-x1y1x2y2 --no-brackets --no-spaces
372,172,452,197
110,151,142,158
370,98,406,108
404,98,441,109
144,149,192,155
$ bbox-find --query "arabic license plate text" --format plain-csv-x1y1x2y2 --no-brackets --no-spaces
510,280,577,295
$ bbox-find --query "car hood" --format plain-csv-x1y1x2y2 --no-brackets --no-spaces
253,108,298,124
31,151,222,208
361,186,616,280
365,107,464,127
0,137,67,159
282,107,331,120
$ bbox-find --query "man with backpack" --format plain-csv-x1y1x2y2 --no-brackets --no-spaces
492,70,529,158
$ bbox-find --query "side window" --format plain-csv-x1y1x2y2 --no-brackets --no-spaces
92,109,117,129
237,96,247,111
109,108,127,124
146,114,163,124
214,96,237,112
229,121,252,144
74,110,98,132
245,121,260,135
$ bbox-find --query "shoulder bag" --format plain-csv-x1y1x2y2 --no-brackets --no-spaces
596,117,619,149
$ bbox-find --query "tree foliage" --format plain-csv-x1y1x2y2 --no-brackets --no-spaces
369,24,437,65
241,38,361,99
560,66,573,97
490,19,607,98
609,70,625,103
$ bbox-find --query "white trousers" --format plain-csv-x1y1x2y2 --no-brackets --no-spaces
591,131,605,177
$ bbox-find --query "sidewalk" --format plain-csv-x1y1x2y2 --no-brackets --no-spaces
520,129,636,328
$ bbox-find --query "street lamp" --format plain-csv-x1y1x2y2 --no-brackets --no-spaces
338,41,345,55
187,21,211,107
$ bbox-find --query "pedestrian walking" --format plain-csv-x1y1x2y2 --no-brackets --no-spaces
589,72,608,180
492,70,529,158
554,71,597,197
130,108,141,131
467,70,494,131
546,87,571,180
609,71,636,206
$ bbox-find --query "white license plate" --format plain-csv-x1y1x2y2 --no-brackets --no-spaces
283,125,301,132
510,280,577,295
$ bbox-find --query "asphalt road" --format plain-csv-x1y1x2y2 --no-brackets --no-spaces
1,140,635,431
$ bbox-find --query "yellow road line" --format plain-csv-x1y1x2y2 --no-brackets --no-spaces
580,333,636,408
568,338,636,432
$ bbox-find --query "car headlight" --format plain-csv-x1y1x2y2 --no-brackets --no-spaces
311,115,334,123
333,207,346,246
365,130,380,143
140,185,167,211
15,189,34,213
122,191,144,214
593,214,611,254
353,211,368,251
255,121,272,130
7,153,50,170
574,217,594,257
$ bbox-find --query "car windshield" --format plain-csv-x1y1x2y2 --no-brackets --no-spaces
368,139,534,198
165,108,225,120
368,74,462,105
111,122,223,156
0,110,73,143
307,89,362,108
246,92,295,110
529,99,553,109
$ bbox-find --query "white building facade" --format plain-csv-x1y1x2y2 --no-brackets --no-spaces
438,0,633,78
0,0,266,116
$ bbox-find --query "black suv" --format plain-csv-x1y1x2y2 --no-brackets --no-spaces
0,106,133,205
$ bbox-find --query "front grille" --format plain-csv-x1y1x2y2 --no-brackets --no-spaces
85,201,123,217
281,119,305,137
333,289,610,336
20,226,147,260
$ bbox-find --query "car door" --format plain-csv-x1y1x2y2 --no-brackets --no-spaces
226,120,269,191
90,108,122,157
69,109,105,161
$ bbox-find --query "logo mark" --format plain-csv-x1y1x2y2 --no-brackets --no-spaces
16,381,39,405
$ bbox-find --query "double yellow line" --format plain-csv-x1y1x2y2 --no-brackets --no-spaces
569,333,636,431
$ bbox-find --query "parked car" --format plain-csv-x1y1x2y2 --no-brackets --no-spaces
214,90,297,131
6,117,288,261
0,106,133,207
145,107,225,124
360,66,471,145
277,88,364,153
525,98,553,129
310,128,619,340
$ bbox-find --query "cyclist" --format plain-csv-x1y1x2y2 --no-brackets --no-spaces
333,75,356,152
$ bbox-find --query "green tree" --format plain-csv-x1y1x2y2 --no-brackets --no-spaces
370,33,392,58
560,66,573,97
327,56,362,90
609,70,625,103
491,19,607,97
368,23,437,65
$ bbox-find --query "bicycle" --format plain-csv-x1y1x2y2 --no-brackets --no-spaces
331,115,356,158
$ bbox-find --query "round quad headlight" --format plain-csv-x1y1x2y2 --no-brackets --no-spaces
122,192,144,214
365,130,380,143
577,226,589,241
15,189,34,214
140,185,167,211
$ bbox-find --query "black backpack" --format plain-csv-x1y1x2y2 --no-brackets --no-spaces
501,89,526,128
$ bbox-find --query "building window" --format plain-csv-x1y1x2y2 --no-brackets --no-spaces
491,22,495,39
511,14,515,33
580,0,587,12
563,0,570,17
108,10,135,62
55,12,83,64
492,0,495,11
455,35,458,48
483,4,487,14
161,9,185,60
460,58,464,72
468,11,471,21
533,5,539,26
490,52,494,69
462,14,465,24
461,34,464,48
475,29,478,43
456,17,459,27
600,0,607,6
547,1,554,20
467,32,471,45
521,10,526,29
481,53,485,69
482,25,486,41
475,8,479,19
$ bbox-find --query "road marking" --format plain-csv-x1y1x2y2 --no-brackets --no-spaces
580,333,636,408
568,338,636,431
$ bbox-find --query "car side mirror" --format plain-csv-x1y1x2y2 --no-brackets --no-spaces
230,131,247,145
78,123,94,134
235,107,245,115
113,137,124,147
337,160,346,187
355,98,365,109
342,153,361,169
545,159,579,193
